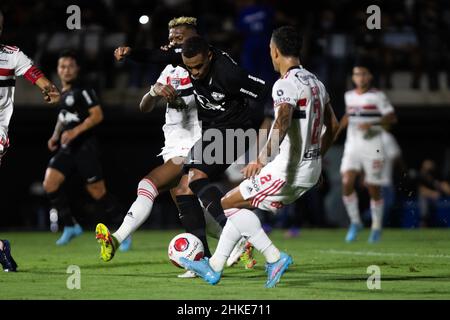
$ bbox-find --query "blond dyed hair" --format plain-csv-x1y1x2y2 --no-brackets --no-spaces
168,16,197,29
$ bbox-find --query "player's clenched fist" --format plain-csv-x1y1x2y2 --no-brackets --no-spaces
153,83,177,102
47,136,59,152
114,46,131,61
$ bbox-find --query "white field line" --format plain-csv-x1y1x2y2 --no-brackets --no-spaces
319,249,450,260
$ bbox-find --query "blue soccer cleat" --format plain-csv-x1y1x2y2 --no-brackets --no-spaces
56,224,83,245
0,240,18,272
119,236,132,252
179,257,222,285
265,252,293,288
345,223,363,243
368,229,382,243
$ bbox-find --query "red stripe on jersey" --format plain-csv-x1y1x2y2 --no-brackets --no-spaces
0,68,14,76
4,45,18,51
166,77,191,86
297,98,307,107
362,104,377,110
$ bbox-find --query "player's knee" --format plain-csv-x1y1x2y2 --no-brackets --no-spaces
172,184,193,197
42,178,60,194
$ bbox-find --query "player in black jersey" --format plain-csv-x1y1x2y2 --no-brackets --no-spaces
43,50,126,247
179,36,270,263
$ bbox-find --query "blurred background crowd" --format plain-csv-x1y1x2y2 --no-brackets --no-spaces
1,0,449,234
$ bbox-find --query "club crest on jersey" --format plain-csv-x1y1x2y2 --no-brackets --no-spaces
211,92,225,101
170,78,181,88
65,94,75,107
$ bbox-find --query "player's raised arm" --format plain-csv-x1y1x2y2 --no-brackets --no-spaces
13,49,61,104
320,102,339,157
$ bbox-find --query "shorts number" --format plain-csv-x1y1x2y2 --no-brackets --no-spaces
260,174,272,185
311,92,322,145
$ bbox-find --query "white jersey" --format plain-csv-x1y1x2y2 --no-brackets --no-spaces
0,45,37,134
269,66,329,187
155,65,201,162
344,89,394,153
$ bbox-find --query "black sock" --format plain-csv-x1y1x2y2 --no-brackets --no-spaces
176,195,212,258
96,192,123,225
189,178,227,228
47,189,76,227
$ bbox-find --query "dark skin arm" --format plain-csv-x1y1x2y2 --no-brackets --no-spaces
241,103,293,178
139,83,173,113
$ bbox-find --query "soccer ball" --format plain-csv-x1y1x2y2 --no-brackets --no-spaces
168,233,204,268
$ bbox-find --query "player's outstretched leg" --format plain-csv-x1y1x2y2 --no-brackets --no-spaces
180,257,221,284
264,252,293,288
95,223,119,262
0,240,18,272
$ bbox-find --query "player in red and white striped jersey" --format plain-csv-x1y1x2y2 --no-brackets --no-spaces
337,60,397,243
0,10,60,272
0,10,60,167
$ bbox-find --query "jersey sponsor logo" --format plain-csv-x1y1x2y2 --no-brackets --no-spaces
239,88,257,98
65,94,75,106
303,148,321,160
0,59,8,65
193,91,225,111
274,97,292,105
248,75,265,84
59,110,80,125
276,89,284,96
211,91,225,101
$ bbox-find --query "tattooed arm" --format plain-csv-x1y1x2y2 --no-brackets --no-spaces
241,103,294,178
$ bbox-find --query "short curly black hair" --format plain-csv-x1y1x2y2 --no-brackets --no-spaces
271,26,302,58
182,36,209,58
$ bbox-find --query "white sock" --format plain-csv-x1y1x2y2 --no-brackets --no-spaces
209,218,241,273
343,192,361,224
370,199,384,230
228,208,280,264
113,178,158,243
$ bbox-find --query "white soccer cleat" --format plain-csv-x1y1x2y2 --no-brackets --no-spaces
226,237,247,267
177,270,197,278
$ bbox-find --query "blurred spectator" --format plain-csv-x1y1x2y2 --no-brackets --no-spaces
417,159,450,227
381,12,421,89
235,0,277,83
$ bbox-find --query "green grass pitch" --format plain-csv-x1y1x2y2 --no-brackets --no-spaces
1,229,450,299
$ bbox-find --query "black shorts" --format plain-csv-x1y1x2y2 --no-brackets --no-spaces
184,128,251,179
48,137,103,184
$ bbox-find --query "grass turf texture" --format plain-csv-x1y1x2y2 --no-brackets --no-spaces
1,229,450,299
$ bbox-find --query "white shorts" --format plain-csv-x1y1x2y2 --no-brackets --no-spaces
158,125,201,163
340,144,387,185
239,166,311,214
